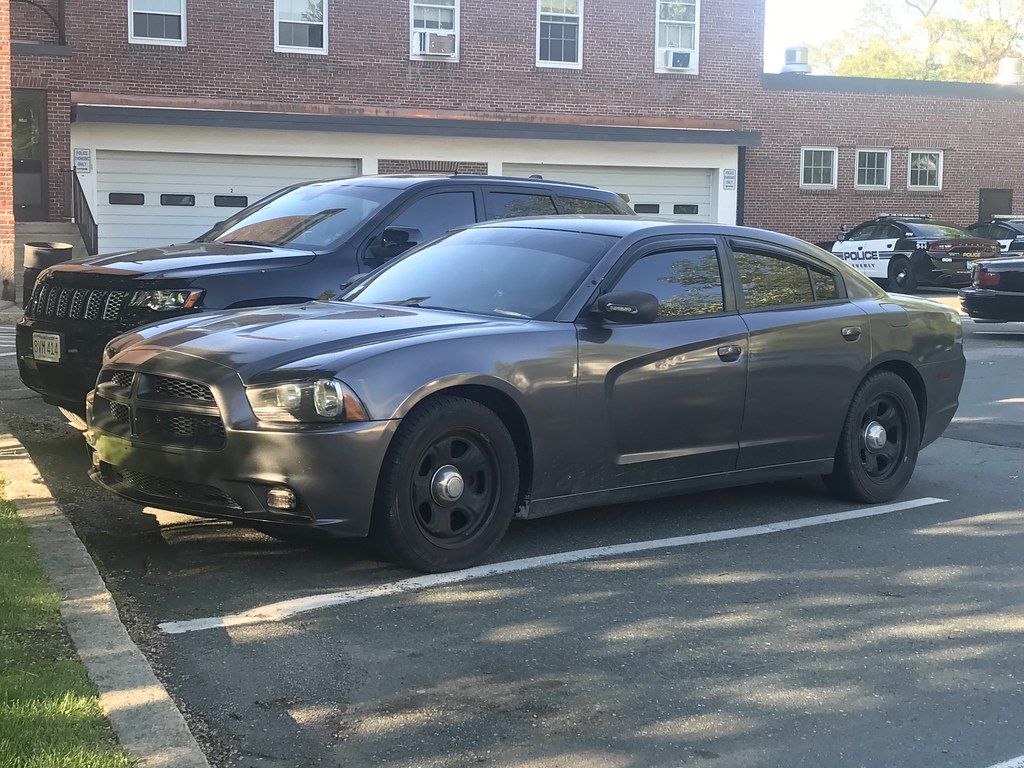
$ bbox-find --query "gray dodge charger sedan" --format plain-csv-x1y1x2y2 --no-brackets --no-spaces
85,218,966,572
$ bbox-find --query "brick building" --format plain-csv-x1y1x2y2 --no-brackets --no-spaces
7,0,1024,287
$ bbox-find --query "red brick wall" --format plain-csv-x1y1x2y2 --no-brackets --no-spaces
1,3,15,299
11,0,61,43
378,160,488,174
747,85,1024,243
66,0,764,121
12,56,72,223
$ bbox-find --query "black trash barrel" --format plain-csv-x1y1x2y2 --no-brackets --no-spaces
23,242,74,308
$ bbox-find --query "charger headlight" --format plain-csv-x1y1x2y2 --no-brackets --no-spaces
245,379,368,423
129,289,204,312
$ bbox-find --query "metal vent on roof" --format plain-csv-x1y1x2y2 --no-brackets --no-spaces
995,57,1023,85
781,46,811,74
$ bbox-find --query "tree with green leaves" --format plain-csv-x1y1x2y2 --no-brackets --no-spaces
810,0,1024,82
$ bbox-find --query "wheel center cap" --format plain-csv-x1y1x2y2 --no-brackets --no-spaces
431,465,465,504
864,421,887,451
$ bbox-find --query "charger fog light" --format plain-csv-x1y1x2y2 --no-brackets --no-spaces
266,487,297,511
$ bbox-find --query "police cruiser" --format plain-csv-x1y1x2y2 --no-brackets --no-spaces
829,214,1000,292
966,215,1024,256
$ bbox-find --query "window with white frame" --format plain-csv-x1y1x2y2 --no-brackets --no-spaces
908,150,942,190
855,148,891,189
800,147,837,189
656,0,699,72
129,0,186,45
537,0,583,68
275,0,327,54
411,0,459,60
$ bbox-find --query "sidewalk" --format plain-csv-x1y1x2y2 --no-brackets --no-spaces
0,299,22,325
0,428,210,768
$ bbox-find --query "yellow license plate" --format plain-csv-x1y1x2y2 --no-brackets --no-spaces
32,332,61,363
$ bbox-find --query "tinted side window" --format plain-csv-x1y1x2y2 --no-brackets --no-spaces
390,192,477,241
559,197,614,214
878,223,903,239
847,224,877,241
967,224,990,238
994,224,1017,240
612,247,725,320
733,248,815,309
487,192,558,219
810,268,839,301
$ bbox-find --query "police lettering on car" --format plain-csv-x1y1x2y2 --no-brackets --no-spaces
828,214,1001,292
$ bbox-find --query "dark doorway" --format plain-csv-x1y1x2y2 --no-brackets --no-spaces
13,89,48,221
979,188,1013,222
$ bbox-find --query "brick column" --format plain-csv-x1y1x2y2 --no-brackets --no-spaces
0,3,14,302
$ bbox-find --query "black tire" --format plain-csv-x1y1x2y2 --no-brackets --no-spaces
825,371,921,504
887,255,918,293
370,396,519,573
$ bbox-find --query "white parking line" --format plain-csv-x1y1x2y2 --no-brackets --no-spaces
985,756,1024,768
158,496,947,635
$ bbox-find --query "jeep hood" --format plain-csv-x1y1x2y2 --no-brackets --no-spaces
50,242,316,281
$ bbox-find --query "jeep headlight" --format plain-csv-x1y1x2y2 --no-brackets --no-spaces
129,289,204,312
245,380,368,423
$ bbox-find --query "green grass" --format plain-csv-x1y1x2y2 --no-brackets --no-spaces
0,480,135,768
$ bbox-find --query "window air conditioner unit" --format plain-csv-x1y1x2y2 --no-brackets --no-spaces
663,49,693,70
415,31,456,57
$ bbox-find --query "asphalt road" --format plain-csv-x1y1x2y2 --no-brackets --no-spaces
1,306,1023,768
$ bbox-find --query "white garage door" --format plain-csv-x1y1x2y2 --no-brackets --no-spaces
502,163,713,221
95,151,360,253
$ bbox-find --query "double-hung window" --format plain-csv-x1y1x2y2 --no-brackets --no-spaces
800,147,837,189
537,0,583,69
855,148,891,190
908,150,943,191
656,0,699,72
411,0,459,60
129,0,186,46
275,0,327,55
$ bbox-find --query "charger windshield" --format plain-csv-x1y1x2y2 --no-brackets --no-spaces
343,227,616,321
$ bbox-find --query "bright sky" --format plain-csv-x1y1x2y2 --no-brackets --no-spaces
763,0,865,72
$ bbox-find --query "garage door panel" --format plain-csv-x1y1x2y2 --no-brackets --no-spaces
502,163,713,221
95,151,359,253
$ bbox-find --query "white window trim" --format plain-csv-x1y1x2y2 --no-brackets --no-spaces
907,149,943,191
854,147,891,190
654,0,700,74
128,0,187,47
799,146,838,190
274,0,328,55
536,0,584,70
409,0,460,62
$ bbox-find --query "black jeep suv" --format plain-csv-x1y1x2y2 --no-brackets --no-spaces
18,174,634,416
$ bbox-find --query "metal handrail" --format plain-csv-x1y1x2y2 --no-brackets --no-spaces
68,172,99,256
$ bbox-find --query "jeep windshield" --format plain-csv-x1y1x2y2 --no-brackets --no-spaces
205,182,402,251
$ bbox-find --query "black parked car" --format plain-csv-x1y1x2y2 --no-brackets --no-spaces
959,257,1024,322
86,218,965,572
966,215,1024,255
17,174,634,420
827,214,1000,292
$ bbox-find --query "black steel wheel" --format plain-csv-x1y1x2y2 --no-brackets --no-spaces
825,370,921,503
887,256,918,293
371,396,519,572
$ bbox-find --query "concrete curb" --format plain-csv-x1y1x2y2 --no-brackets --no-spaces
0,430,211,768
